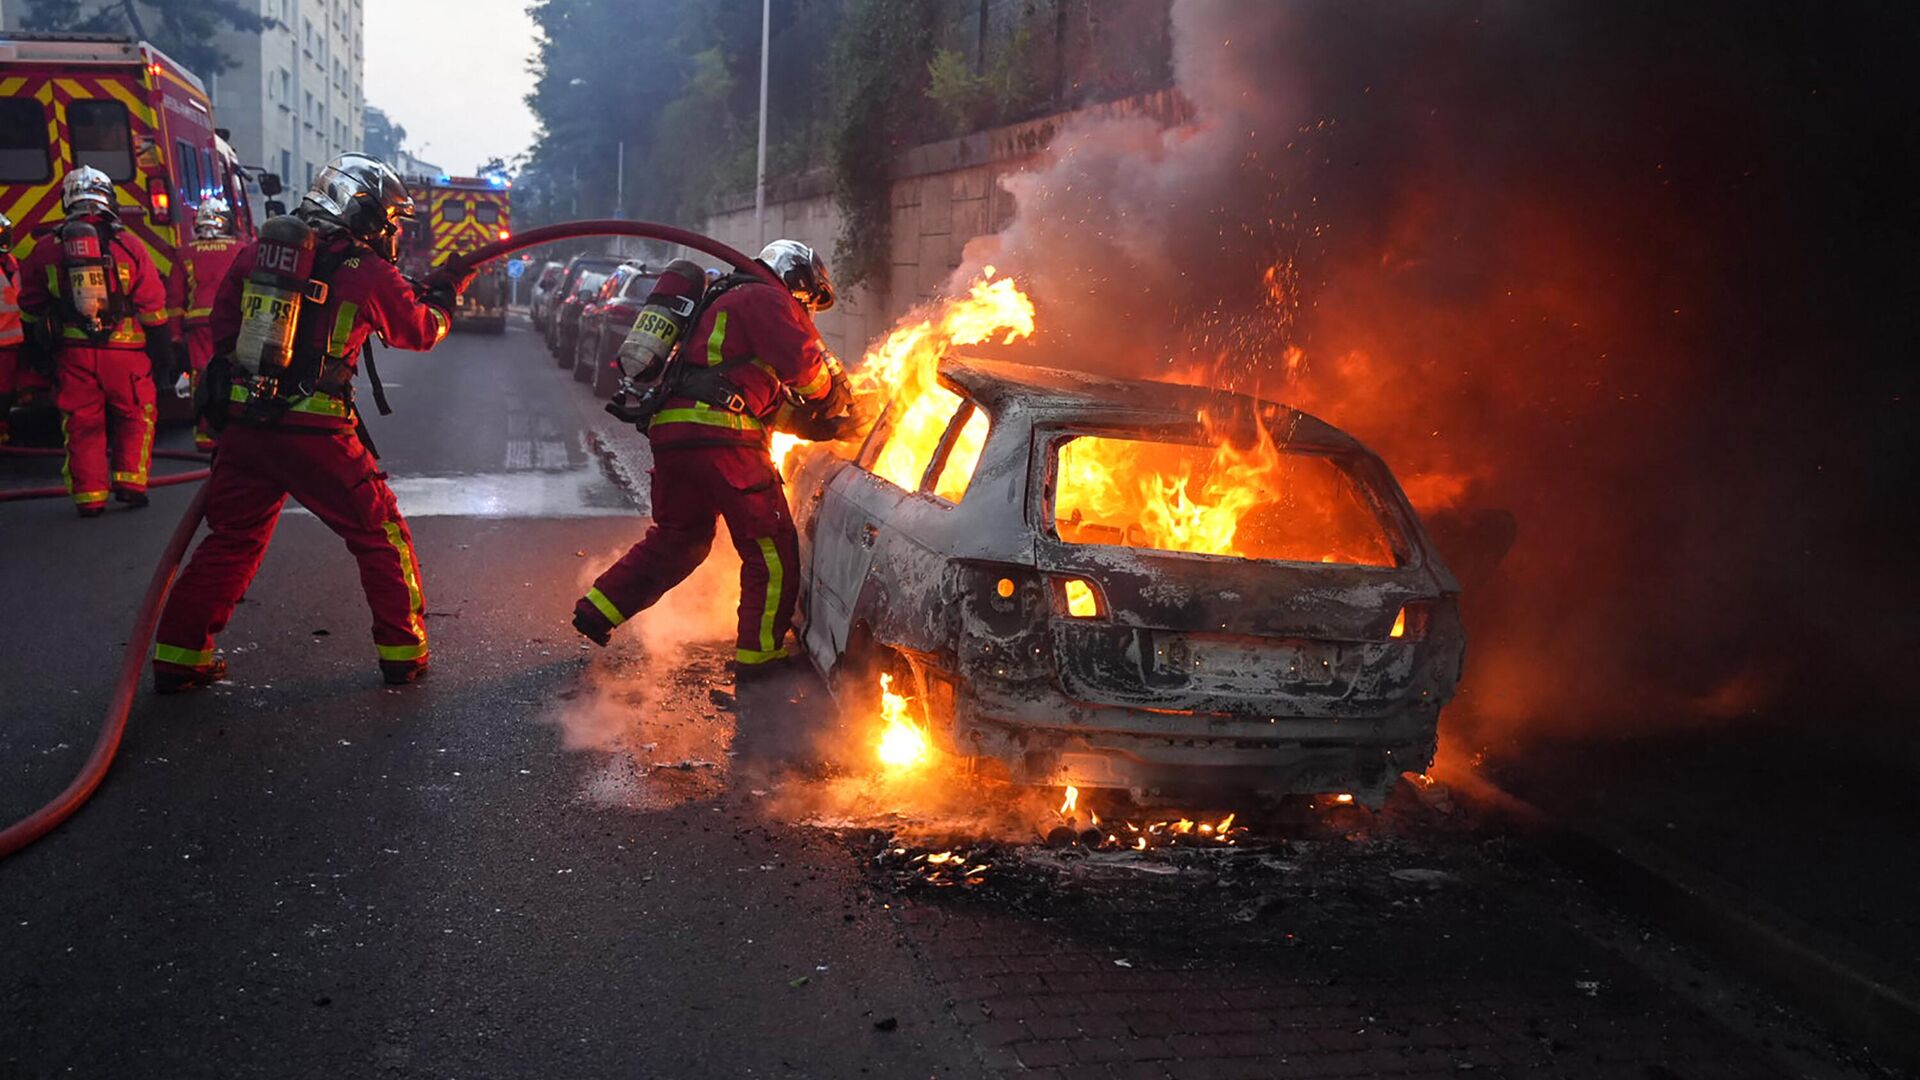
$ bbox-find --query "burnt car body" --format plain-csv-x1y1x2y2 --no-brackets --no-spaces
789,358,1465,806
573,263,660,398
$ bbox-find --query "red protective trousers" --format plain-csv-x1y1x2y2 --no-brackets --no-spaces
577,445,800,666
55,346,155,506
153,423,428,675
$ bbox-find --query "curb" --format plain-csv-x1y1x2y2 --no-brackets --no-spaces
1437,766,1920,1071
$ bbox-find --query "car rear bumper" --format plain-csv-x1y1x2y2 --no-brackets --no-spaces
949,684,1439,806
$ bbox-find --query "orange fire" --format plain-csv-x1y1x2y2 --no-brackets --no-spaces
852,269,1035,492
1054,420,1397,566
874,673,930,771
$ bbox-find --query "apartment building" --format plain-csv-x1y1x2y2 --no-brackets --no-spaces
0,0,365,204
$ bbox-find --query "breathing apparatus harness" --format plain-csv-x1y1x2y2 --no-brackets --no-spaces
54,214,133,347
606,270,801,433
201,213,395,453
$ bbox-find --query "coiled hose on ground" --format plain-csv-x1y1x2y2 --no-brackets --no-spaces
0,219,766,860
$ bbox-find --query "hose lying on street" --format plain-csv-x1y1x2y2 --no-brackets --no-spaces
0,219,767,862
0,445,213,503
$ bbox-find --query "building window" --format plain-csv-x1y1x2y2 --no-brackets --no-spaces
280,149,292,182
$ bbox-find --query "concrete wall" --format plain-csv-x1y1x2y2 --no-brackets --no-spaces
705,90,1187,363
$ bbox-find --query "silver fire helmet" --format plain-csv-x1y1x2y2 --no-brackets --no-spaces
60,166,116,218
758,239,835,312
194,196,234,239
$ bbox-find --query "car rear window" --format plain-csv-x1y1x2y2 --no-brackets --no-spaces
0,99,51,182
1052,433,1399,567
68,100,134,180
574,273,607,296
538,265,563,287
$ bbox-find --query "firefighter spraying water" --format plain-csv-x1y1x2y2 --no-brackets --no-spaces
148,153,474,693
575,240,859,676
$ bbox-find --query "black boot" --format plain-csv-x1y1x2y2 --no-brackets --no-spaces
115,489,150,508
380,660,429,686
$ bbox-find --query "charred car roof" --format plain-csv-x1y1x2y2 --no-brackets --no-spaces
939,356,1365,452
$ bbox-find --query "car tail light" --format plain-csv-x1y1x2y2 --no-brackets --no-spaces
1388,602,1431,642
498,228,511,241
1054,576,1106,619
147,179,172,225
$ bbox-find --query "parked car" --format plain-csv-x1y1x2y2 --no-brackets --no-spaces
573,263,661,397
543,253,623,356
787,357,1465,808
549,269,611,369
527,261,564,326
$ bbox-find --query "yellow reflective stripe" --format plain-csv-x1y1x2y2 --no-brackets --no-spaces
735,646,790,665
755,536,783,654
381,521,427,648
649,406,764,432
228,384,352,418
584,587,626,627
154,643,214,667
73,489,108,505
129,403,154,484
185,306,213,319
428,305,448,342
59,414,72,495
792,364,832,399
705,310,728,367
329,301,359,356
138,311,167,326
377,642,428,662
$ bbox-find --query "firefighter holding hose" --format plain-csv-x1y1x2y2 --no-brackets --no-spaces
16,167,174,516
178,197,244,450
150,153,473,693
0,212,21,446
573,241,856,677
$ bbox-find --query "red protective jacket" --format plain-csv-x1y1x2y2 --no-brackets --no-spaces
215,230,451,430
17,224,169,350
0,251,21,348
646,279,836,451
183,236,243,328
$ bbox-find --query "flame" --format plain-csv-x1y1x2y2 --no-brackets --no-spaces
851,272,1035,493
770,432,802,474
1059,785,1079,815
874,674,930,770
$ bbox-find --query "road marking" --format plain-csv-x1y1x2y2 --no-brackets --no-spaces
287,470,637,519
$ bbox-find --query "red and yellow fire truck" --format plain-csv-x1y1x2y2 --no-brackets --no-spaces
399,174,511,334
0,31,270,416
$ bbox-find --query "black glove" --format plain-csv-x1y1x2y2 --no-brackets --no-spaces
22,320,55,377
422,261,479,312
195,355,233,431
144,323,176,380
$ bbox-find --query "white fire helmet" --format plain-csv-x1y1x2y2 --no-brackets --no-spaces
194,197,235,239
758,239,835,312
60,166,116,218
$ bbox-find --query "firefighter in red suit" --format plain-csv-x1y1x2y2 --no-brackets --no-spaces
17,167,174,515
151,154,471,693
0,212,21,445
572,241,853,677
180,196,243,450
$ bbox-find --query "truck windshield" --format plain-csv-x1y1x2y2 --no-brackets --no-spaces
68,100,133,180
0,99,52,182
1052,433,1399,567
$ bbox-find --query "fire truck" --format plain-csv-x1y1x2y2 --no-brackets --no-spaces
0,31,273,421
399,174,510,334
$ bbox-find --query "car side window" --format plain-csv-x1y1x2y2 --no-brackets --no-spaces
930,404,991,504
860,384,978,499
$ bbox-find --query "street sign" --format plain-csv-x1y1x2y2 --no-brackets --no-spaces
506,258,527,279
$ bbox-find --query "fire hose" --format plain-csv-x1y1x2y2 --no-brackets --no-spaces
0,446,212,502
0,219,771,861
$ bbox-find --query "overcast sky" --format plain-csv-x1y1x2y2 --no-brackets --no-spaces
362,0,540,176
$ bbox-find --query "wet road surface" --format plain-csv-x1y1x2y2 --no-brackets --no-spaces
0,317,1901,1079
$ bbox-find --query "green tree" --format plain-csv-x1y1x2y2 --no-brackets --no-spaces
18,0,272,79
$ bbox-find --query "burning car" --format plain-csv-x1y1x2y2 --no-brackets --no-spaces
789,338,1465,808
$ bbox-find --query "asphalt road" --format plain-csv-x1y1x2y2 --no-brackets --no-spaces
1,318,1903,1080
